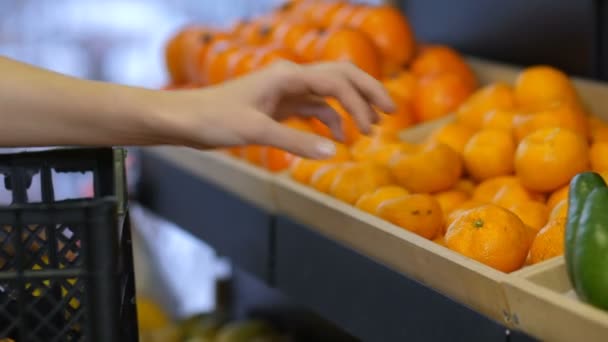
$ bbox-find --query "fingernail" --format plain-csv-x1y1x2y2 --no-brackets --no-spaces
316,140,336,159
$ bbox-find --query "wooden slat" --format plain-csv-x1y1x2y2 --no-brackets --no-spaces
144,146,276,212
504,258,608,342
272,175,511,323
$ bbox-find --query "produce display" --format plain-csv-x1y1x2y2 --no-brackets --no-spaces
289,64,608,274
137,296,288,342
158,0,608,335
163,0,477,172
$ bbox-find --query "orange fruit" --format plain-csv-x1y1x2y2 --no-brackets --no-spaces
330,3,365,28
527,218,566,265
262,147,294,172
433,235,447,246
310,163,347,193
289,144,350,183
207,45,243,84
590,142,608,172
389,142,463,193
196,35,235,83
514,65,579,111
224,47,257,79
512,102,589,142
242,145,264,165
293,27,325,62
472,176,520,202
282,117,315,130
329,162,394,204
290,159,325,184
230,48,259,78
273,21,317,53
600,171,608,184
164,26,213,84
410,45,476,89
453,179,476,195
367,142,408,166
377,103,416,136
435,190,470,215
506,201,549,232
377,194,444,239
413,73,475,122
366,184,410,199
589,116,608,143
427,121,476,155
352,6,416,71
238,19,277,46
316,27,382,79
350,135,395,161
312,99,361,145
445,204,531,272
491,182,542,207
463,129,515,181
251,45,301,71
445,200,486,227
306,1,349,26
383,70,417,104
515,128,589,192
355,185,409,214
225,147,242,158
455,83,516,130
481,109,518,131
435,190,470,232
547,185,569,211
549,200,568,221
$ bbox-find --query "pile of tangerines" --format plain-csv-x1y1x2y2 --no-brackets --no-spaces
163,0,477,171
162,1,605,274
291,65,608,274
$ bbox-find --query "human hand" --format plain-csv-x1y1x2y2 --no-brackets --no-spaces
153,61,395,159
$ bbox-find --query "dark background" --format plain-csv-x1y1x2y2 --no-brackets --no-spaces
401,0,605,80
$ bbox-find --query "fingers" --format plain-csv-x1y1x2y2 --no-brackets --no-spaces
260,119,337,159
303,67,375,134
287,99,345,142
270,61,394,135
335,62,396,114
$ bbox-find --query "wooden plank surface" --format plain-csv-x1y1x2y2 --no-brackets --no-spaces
272,175,511,323
144,146,276,212
504,258,608,342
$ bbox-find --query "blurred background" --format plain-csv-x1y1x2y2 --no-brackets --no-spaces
0,0,380,87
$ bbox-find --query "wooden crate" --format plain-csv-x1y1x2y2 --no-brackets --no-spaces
504,257,608,342
273,175,512,322
144,146,276,212
273,57,608,329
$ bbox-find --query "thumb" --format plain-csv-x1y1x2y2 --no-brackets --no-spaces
261,120,337,160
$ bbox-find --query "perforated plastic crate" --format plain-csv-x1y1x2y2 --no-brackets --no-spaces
0,148,137,341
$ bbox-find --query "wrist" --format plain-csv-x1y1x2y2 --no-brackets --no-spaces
129,88,178,146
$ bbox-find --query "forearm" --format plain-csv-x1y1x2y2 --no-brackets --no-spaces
0,56,165,147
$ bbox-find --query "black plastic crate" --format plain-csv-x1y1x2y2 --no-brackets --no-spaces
0,148,138,341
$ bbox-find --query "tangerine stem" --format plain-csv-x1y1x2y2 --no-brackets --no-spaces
473,219,484,228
